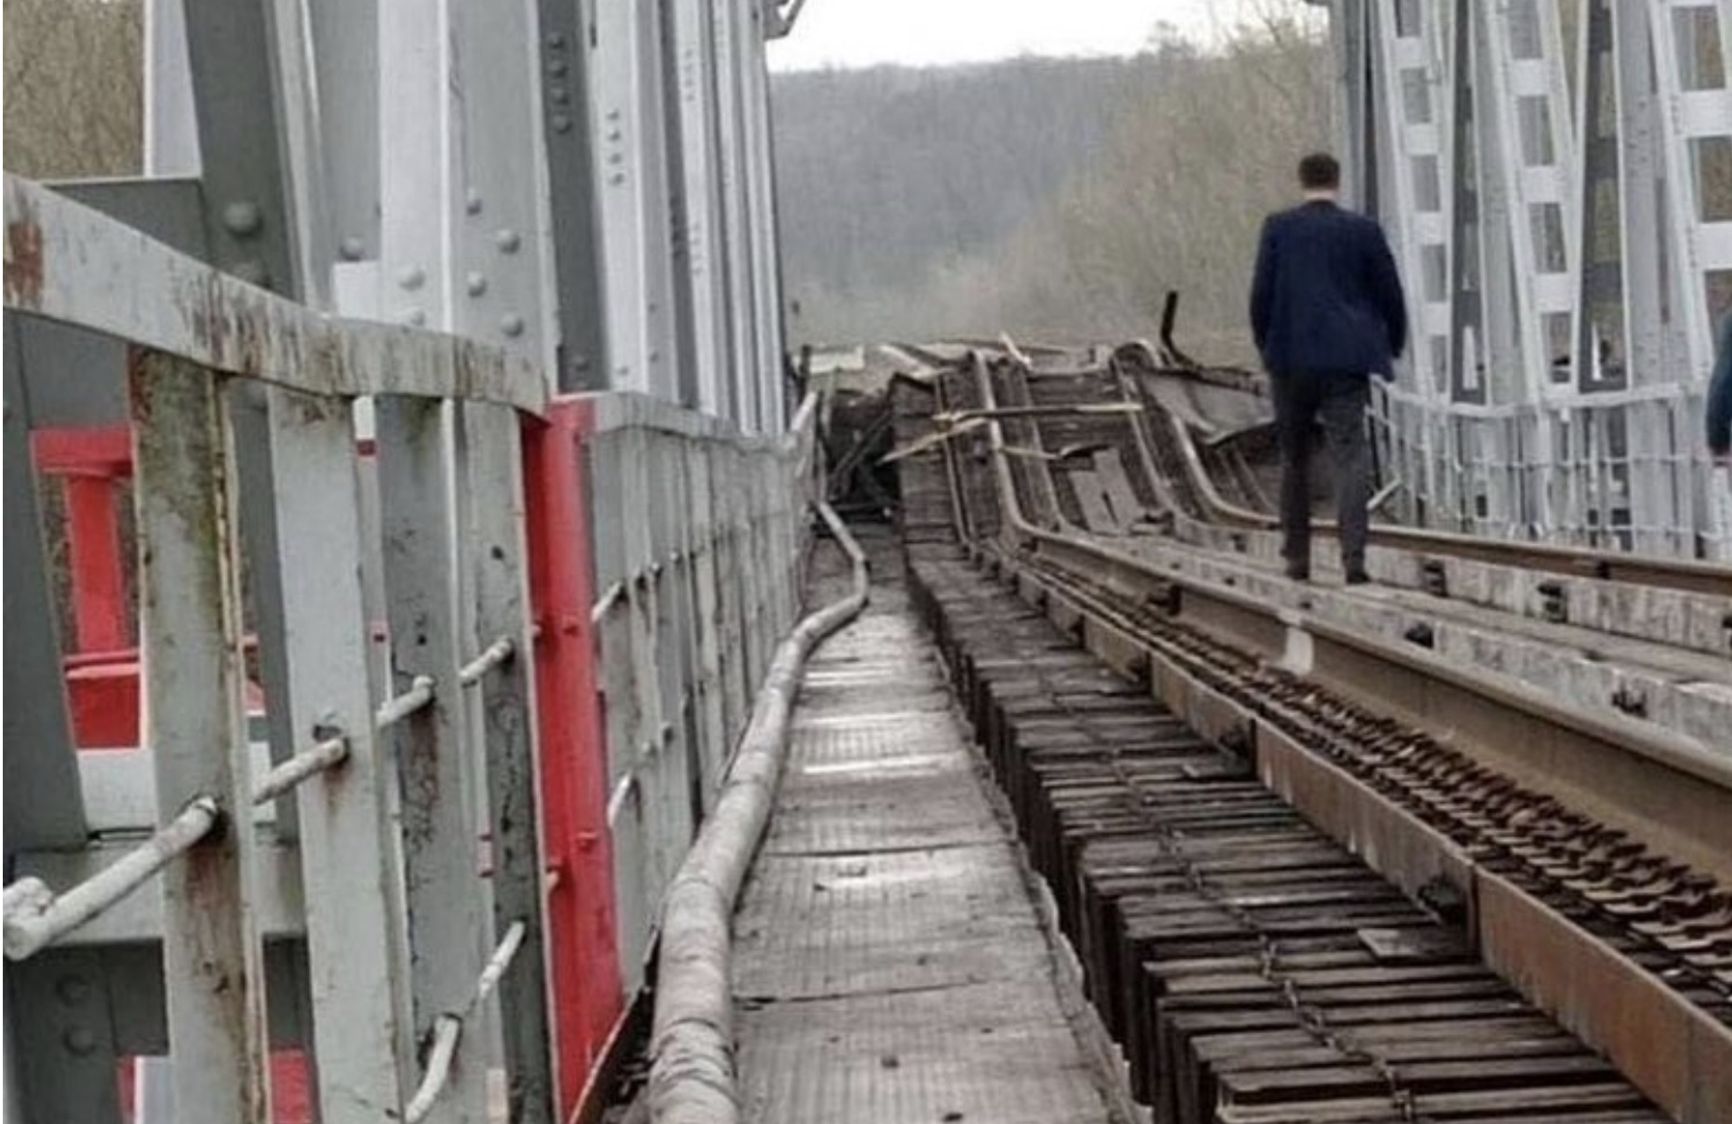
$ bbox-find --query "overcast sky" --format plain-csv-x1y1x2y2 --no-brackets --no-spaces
767,0,1318,71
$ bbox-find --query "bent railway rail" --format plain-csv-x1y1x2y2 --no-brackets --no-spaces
895,335,1732,598
891,347,1732,1123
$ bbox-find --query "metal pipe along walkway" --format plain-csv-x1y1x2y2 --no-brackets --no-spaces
728,535,1117,1123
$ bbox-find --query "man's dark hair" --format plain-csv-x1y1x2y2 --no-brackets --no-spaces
1298,152,1341,191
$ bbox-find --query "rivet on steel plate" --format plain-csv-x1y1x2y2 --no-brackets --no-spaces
55,976,90,1005
465,191,483,215
466,272,488,297
403,308,426,327
552,114,573,134
495,229,522,254
500,314,525,338
550,86,569,105
398,266,426,291
62,1027,96,1056
222,200,263,237
338,236,366,261
548,58,568,77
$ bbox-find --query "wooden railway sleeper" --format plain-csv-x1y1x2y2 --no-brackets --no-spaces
937,579,1434,1124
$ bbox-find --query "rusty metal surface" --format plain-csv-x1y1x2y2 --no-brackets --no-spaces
1254,725,1476,925
1477,868,1732,1124
905,549,1674,1124
897,360,1732,1121
731,576,1115,1124
3,175,546,413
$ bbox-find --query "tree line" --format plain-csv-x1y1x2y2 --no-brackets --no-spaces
771,14,1332,364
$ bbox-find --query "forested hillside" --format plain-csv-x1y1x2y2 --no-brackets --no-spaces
771,18,1331,361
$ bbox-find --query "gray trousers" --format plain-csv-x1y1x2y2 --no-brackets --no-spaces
1272,371,1371,572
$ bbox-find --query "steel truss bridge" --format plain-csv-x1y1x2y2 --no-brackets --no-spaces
2,1,1729,1123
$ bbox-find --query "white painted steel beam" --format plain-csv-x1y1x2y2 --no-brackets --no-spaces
131,352,270,1124
264,386,413,1121
2,177,547,414
374,395,490,1124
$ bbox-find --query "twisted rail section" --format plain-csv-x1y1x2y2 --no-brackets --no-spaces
647,500,869,1124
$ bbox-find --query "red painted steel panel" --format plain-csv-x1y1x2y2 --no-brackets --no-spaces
32,425,134,655
63,475,130,652
31,424,133,475
67,659,142,748
523,398,623,1119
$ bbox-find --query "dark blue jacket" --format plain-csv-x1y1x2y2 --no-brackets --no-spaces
1250,200,1408,379
1709,312,1732,456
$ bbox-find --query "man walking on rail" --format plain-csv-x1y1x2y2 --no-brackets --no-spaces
1250,152,1407,584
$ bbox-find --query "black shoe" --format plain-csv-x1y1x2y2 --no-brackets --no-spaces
1344,569,1371,586
1284,562,1310,582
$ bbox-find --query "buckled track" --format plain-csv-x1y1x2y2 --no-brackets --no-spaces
885,363,1731,1122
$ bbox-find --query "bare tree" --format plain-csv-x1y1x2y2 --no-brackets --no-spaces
771,2,1335,356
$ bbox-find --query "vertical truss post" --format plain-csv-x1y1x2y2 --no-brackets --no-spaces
460,402,557,1124
374,396,487,1124
615,425,672,949
522,403,623,1118
265,385,411,1121
671,0,731,417
740,3,785,429
682,440,727,797
130,350,269,1124
714,0,761,429
712,444,748,753
536,0,611,392
378,0,455,332
1371,2,1449,514
1649,0,1732,378
592,0,682,400
1476,0,1583,534
3,334,86,849
449,0,558,372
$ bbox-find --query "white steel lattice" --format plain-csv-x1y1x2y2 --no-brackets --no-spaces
1339,0,1732,559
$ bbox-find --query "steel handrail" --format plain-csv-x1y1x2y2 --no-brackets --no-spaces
3,668,451,960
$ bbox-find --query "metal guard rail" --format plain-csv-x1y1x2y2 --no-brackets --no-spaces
5,169,821,1119
1108,340,1732,595
3,175,546,414
2,638,512,960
